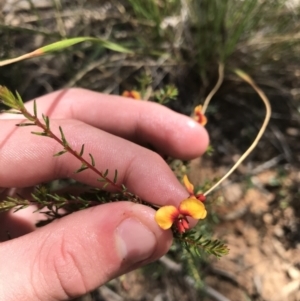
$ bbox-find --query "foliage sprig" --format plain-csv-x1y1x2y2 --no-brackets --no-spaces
179,230,229,259
0,86,142,208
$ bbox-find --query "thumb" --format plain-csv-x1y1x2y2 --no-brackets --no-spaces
0,202,172,301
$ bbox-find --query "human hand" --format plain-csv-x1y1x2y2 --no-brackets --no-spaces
0,88,209,300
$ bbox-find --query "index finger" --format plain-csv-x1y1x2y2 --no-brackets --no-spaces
1,88,209,160
0,119,189,207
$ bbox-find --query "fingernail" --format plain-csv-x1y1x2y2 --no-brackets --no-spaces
115,218,156,263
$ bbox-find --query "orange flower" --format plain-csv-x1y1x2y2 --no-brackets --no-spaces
155,198,207,233
122,90,141,100
183,175,206,202
193,105,207,126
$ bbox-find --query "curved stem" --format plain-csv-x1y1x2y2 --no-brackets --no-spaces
204,69,271,197
202,63,224,114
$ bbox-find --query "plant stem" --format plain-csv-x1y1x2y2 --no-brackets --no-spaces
20,108,141,202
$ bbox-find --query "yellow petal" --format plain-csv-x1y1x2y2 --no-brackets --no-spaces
179,198,207,219
131,91,141,99
183,175,194,195
155,205,179,230
194,105,203,114
122,90,141,100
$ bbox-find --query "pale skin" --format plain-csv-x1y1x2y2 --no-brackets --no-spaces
0,88,209,300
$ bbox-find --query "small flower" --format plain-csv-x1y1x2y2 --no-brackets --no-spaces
122,90,141,100
183,175,206,202
155,198,207,233
193,105,207,126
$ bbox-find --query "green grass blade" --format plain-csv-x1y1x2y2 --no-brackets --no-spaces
0,36,132,67
40,37,132,54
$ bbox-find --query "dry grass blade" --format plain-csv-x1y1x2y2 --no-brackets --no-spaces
202,63,224,114
203,69,272,196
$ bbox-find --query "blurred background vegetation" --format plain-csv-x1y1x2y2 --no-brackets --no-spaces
1,0,300,300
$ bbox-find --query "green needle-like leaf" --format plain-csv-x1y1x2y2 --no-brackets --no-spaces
15,123,36,127
0,86,22,110
79,144,85,156
42,114,50,129
31,131,50,137
97,178,107,182
89,153,95,166
102,183,109,190
53,150,68,157
33,99,37,117
59,126,68,147
75,164,88,173
103,169,109,177
113,169,118,184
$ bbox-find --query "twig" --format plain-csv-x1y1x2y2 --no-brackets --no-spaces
270,125,293,163
222,205,249,221
98,285,124,301
250,154,284,175
159,256,232,301
53,0,67,37
204,285,232,301
247,33,300,46
159,256,182,272
63,57,108,88
204,70,271,197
